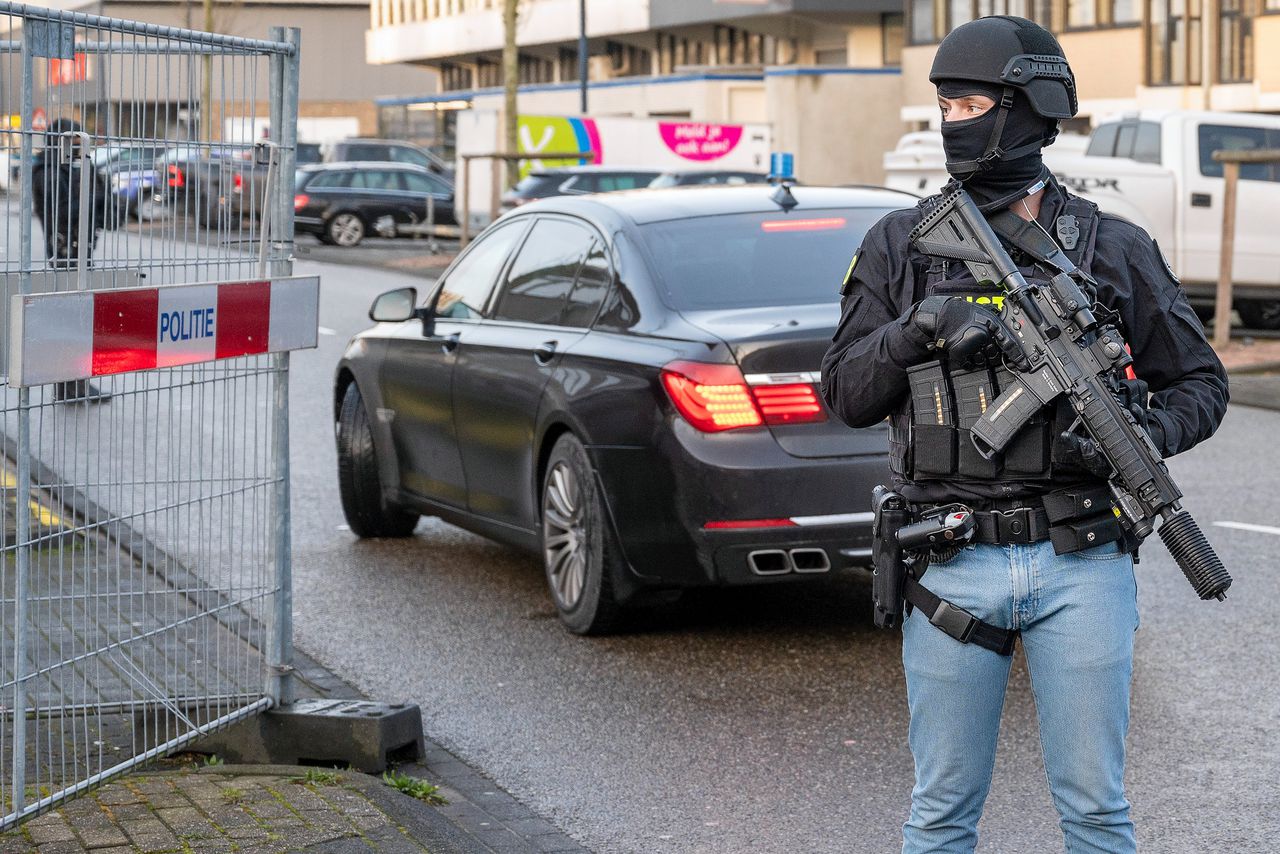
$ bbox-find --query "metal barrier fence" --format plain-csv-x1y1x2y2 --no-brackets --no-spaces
0,2,303,828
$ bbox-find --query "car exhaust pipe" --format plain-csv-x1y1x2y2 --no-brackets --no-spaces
747,549,790,576
789,548,831,573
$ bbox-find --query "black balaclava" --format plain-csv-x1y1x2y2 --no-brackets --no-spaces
937,80,1054,212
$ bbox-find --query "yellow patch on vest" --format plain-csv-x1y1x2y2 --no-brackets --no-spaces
842,251,859,289
959,294,1006,311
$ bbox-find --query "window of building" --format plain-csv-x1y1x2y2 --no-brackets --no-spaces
440,62,472,92
476,57,502,88
882,13,905,66
911,0,1050,43
949,0,975,29
909,0,935,44
1108,0,1140,23
711,24,774,65
657,33,709,74
1218,0,1253,83
1148,0,1202,85
558,48,580,83
518,53,555,85
814,48,848,66
605,41,651,77
1068,0,1097,26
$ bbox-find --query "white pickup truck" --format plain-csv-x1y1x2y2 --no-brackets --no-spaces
883,111,1280,329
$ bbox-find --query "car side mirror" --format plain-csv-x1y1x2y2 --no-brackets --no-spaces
369,287,417,322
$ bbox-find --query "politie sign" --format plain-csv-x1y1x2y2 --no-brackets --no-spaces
8,276,319,387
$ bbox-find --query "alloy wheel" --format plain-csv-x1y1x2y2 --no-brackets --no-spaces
543,461,587,610
330,213,364,247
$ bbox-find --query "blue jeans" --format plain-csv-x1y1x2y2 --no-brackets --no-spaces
901,540,1139,854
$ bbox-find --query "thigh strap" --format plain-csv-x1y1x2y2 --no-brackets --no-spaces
904,575,1019,656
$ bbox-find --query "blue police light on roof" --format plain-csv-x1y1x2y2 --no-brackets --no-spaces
769,152,795,183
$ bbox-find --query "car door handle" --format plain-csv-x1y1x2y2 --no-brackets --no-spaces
433,332,460,354
534,340,558,365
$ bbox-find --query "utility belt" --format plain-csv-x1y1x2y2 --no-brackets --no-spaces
871,484,1125,657
940,485,1122,553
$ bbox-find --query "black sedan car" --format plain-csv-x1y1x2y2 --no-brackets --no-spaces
334,185,913,633
295,162,455,246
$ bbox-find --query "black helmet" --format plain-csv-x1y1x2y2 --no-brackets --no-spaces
930,16,1077,119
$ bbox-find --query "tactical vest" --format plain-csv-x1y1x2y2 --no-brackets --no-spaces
887,195,1103,488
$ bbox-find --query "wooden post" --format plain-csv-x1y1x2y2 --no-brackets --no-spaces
1211,148,1280,348
490,156,502,224
458,154,470,247
1214,159,1239,350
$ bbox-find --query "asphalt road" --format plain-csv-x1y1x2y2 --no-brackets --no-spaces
284,251,1280,854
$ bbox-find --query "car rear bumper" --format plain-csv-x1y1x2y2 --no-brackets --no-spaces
588,420,889,588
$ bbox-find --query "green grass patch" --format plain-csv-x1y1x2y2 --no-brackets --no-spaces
382,770,446,805
290,768,342,787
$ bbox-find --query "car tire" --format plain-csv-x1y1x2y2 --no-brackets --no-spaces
541,433,626,635
336,382,419,538
327,212,365,247
1237,299,1280,331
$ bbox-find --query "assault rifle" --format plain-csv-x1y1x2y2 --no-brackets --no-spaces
908,187,1231,601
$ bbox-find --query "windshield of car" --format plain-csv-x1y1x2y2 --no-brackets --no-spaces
296,143,323,164
640,208,897,310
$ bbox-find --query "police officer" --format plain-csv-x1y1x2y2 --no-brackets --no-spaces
820,17,1227,854
32,117,113,269
32,118,115,403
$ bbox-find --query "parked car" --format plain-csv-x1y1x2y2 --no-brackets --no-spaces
294,161,456,246
325,137,451,179
334,184,914,634
647,169,770,188
500,166,664,211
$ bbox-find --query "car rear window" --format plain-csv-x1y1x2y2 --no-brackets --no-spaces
510,173,565,197
640,208,897,310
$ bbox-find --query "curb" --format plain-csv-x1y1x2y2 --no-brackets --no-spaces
1226,360,1280,376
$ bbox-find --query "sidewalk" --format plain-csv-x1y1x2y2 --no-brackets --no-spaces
0,763,489,854
0,649,592,854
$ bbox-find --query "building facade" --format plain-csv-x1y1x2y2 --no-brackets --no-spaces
901,0,1280,128
5,0,433,143
367,0,1280,184
366,0,909,185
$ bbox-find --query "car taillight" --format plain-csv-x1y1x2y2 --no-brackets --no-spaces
751,383,826,425
660,361,762,432
167,164,184,188
294,193,310,210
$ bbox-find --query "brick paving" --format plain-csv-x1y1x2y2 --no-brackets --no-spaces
0,765,481,854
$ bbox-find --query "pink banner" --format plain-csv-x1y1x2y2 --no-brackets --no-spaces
658,122,744,162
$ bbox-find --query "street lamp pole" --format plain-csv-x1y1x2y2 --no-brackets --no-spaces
578,0,588,114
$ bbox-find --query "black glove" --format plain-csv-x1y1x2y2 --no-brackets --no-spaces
1115,376,1166,454
1053,431,1112,479
910,295,1024,366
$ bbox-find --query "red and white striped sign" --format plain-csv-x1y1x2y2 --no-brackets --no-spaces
8,277,320,387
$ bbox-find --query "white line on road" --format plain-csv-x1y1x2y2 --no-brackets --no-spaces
318,326,337,336
1214,521,1280,537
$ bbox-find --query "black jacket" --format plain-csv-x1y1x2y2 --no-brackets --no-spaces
820,179,1229,504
